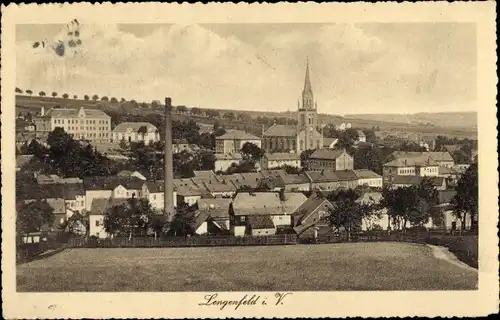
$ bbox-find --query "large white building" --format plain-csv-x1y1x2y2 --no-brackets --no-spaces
111,122,160,145
33,106,111,143
215,130,261,155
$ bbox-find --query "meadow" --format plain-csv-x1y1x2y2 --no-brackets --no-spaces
17,242,477,292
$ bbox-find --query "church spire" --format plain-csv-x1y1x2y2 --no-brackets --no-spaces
303,58,312,94
302,58,314,110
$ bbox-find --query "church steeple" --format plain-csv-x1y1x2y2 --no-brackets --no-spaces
302,59,314,110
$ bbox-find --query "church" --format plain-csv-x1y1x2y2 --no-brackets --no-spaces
261,60,324,154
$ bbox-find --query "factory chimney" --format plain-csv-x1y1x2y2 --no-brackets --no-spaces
164,97,175,221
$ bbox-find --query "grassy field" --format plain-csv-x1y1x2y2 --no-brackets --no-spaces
17,242,477,292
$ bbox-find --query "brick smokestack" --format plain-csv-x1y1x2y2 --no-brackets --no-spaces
164,97,174,220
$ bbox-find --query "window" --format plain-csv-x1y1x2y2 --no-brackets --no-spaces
153,195,156,200
95,220,100,227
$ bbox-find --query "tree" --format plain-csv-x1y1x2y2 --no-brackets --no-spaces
62,93,69,99
120,97,126,102
399,141,427,152
104,197,155,239
73,95,78,99
151,100,160,109
52,92,57,98
110,97,118,104
26,89,33,96
381,186,423,231
177,105,188,114
15,87,23,94
191,107,201,115
354,144,384,174
119,138,128,150
17,201,55,236
167,204,196,236
328,189,375,240
205,109,219,119
224,112,235,120
84,95,90,101
300,149,315,168
240,142,264,161
92,94,99,101
452,163,478,230
39,91,46,97
101,96,109,101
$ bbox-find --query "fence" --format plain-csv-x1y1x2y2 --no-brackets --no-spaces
68,234,298,248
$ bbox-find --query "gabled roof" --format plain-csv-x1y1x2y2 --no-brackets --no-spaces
89,198,129,215
305,170,338,183
214,153,243,160
197,198,232,218
279,172,310,185
18,183,85,201
384,156,438,167
232,192,307,216
193,170,218,180
45,107,110,119
202,179,237,193
388,151,453,164
216,130,260,141
262,124,297,137
46,198,66,214
334,170,359,181
292,194,332,223
173,178,211,197
144,180,165,193
354,169,382,179
310,148,347,160
264,152,301,161
112,122,157,133
83,176,144,191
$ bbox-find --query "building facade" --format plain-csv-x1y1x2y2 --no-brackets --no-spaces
262,60,323,154
261,152,301,170
111,122,160,145
33,106,111,143
308,149,354,171
215,130,261,155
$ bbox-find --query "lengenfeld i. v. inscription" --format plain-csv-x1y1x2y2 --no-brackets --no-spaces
198,292,293,310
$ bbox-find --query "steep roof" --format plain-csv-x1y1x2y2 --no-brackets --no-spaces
89,198,128,215
334,170,359,181
216,130,260,141
264,152,301,161
306,170,339,183
262,124,297,137
292,194,332,222
197,198,232,218
232,192,307,216
112,122,158,133
193,170,217,180
144,180,165,193
310,148,346,160
354,169,382,179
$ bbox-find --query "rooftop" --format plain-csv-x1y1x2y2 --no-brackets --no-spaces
354,169,382,179
310,148,346,160
113,122,158,133
264,152,301,161
216,130,260,141
262,124,297,137
232,192,307,216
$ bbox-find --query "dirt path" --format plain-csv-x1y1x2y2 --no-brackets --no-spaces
427,244,478,272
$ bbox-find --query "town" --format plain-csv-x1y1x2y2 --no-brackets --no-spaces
16,62,478,253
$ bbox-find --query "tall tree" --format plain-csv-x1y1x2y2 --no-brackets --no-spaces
17,201,55,236
26,89,33,96
240,142,264,161
84,94,90,101
381,186,423,231
177,105,188,114
300,149,315,168
73,95,78,99
62,93,69,99
452,163,478,230
92,94,99,101
15,87,23,94
39,91,46,97
51,92,58,98
191,107,201,115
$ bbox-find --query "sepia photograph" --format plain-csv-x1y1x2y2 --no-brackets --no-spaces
2,2,498,319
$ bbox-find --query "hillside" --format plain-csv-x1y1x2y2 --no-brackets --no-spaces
344,112,478,130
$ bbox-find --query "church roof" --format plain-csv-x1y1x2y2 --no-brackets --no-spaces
303,59,313,94
263,124,297,137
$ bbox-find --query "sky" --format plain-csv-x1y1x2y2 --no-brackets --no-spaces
16,22,477,115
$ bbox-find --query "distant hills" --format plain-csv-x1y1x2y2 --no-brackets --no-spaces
344,112,478,130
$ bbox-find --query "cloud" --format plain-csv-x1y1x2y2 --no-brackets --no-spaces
16,23,476,114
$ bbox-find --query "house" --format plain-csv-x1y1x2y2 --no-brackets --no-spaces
116,170,147,181
142,180,178,212
46,198,69,232
33,106,111,143
215,130,261,155
323,137,338,149
308,149,354,171
230,191,307,236
292,193,334,238
391,175,447,191
173,139,193,154
16,131,49,150
111,122,160,145
192,198,232,235
83,176,145,211
88,198,128,238
388,151,455,168
354,169,383,188
382,156,439,185
260,152,301,170
355,192,390,231
214,153,243,172
173,178,212,206
357,130,366,143
306,170,358,192
220,172,265,190
428,190,473,231
16,119,36,132
18,183,86,216
279,172,311,192
201,178,237,198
